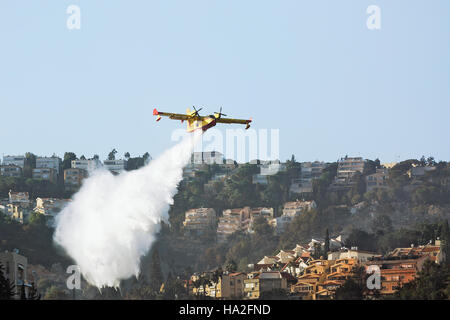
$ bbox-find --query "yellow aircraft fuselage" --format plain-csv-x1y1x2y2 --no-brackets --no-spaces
153,107,251,132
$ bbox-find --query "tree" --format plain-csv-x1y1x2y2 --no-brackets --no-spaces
108,149,117,160
80,155,86,160
225,260,237,273
394,261,450,300
149,248,164,293
124,152,131,159
324,228,330,254
43,285,70,300
62,152,77,170
0,262,15,299
334,266,367,300
253,216,272,237
23,152,37,178
143,152,151,164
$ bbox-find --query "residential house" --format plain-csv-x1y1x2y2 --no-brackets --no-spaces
291,161,326,194
0,249,30,299
0,165,22,177
64,168,88,190
71,158,102,172
328,248,381,262
213,272,247,299
334,157,366,186
387,241,445,264
34,198,71,223
2,155,25,169
407,165,436,178
32,168,57,183
366,168,388,191
217,207,251,242
248,207,273,232
8,191,30,207
364,255,430,295
36,156,62,175
244,271,289,300
103,159,127,174
183,208,217,235
282,200,317,217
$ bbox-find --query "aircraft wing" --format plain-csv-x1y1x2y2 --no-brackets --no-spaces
215,117,251,125
153,108,191,121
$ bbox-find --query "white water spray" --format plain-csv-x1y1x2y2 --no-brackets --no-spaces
53,132,201,288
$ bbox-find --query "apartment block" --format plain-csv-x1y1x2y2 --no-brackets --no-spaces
0,249,29,299
64,168,88,190
71,158,102,172
183,208,217,235
366,168,388,191
282,200,317,217
2,155,25,168
336,156,365,183
0,165,22,177
103,159,127,174
217,207,251,242
36,156,62,175
32,168,57,183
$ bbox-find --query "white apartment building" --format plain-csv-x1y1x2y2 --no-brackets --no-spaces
103,159,127,174
71,158,102,172
2,155,25,168
36,156,62,174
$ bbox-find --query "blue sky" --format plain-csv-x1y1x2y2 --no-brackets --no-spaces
0,1,449,163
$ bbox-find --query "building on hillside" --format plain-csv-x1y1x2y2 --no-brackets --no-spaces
64,168,88,190
259,162,286,176
382,162,397,169
71,159,102,172
281,256,310,277
209,272,247,299
0,249,30,299
248,207,273,232
252,174,268,185
36,156,62,175
183,208,217,235
191,151,224,165
387,241,444,264
269,215,293,234
407,166,436,178
217,207,251,242
34,198,71,218
335,156,365,184
243,271,289,299
2,155,25,169
8,191,30,206
282,200,317,217
103,159,127,174
363,255,430,295
0,165,22,177
291,161,326,194
32,168,57,183
326,258,358,283
255,256,280,271
4,204,29,224
366,168,388,191
328,248,381,262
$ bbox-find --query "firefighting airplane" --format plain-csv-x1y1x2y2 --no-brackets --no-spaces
153,106,252,132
